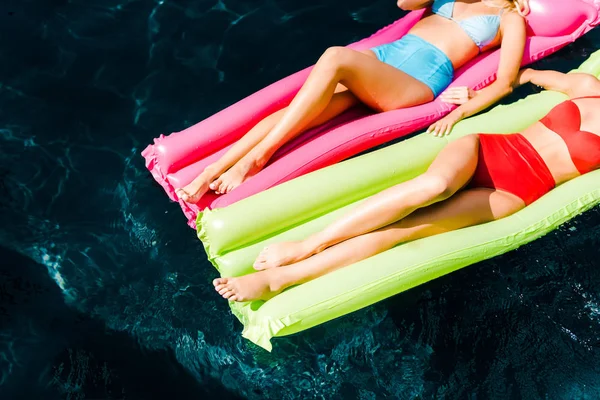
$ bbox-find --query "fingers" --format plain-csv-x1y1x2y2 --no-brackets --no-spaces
439,87,471,105
426,122,440,136
427,122,443,137
426,119,454,137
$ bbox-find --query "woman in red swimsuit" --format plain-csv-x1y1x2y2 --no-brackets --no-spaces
214,68,600,302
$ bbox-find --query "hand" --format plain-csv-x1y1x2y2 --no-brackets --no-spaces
426,112,462,137
439,86,477,105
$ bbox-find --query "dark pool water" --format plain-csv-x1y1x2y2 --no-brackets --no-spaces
1,0,600,399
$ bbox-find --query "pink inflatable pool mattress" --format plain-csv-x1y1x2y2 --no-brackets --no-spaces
142,0,600,228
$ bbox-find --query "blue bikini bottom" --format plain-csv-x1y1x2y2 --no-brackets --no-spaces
371,34,454,97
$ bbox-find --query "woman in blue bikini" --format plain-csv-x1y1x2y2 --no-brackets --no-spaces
177,0,530,203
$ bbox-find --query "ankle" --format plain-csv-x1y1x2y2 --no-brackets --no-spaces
266,269,289,293
249,145,276,168
203,164,221,179
305,234,330,255
238,153,267,174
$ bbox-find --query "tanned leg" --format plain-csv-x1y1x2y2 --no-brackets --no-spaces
209,47,434,195
214,187,525,301
254,135,479,270
176,86,358,202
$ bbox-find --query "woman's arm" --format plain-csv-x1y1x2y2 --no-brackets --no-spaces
428,11,527,136
396,0,433,11
451,12,526,119
517,68,600,98
440,69,600,105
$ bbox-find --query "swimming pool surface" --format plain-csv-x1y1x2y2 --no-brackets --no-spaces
1,0,600,398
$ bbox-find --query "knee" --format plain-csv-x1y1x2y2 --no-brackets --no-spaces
421,173,456,200
318,46,352,73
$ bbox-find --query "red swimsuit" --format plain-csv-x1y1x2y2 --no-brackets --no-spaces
469,96,600,205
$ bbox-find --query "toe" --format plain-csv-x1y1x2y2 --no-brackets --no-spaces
214,284,226,292
253,260,266,271
223,290,235,299
229,295,238,302
263,257,277,268
220,182,230,194
209,178,222,191
213,278,226,287
175,189,189,202
256,250,268,262
218,286,230,295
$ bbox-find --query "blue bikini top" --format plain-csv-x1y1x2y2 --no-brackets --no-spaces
432,0,503,50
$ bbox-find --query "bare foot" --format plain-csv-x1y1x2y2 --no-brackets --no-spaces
253,241,316,270
213,271,283,302
209,159,261,195
176,172,214,203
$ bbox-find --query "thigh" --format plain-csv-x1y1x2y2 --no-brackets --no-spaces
332,50,377,94
356,135,480,210
325,188,525,262
400,188,526,234
366,187,526,252
332,47,435,112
